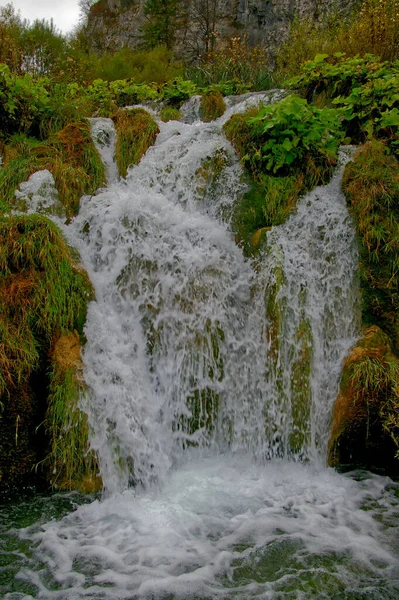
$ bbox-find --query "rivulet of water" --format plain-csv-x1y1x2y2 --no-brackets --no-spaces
2,95,398,600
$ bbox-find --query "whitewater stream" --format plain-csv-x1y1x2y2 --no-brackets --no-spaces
1,94,399,599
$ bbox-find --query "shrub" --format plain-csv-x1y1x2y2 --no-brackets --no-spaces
225,95,342,177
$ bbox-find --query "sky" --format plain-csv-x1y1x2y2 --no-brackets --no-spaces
0,0,82,34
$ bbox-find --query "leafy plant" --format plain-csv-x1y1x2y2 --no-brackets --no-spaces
230,95,342,176
161,77,197,107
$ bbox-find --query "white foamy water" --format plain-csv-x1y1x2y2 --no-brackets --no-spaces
13,169,66,218
7,96,399,599
12,456,399,599
89,118,119,183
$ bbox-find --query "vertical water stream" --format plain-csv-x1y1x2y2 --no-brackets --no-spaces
4,96,399,600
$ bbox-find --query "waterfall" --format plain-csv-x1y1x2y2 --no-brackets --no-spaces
8,95,398,600
59,97,360,494
89,117,119,184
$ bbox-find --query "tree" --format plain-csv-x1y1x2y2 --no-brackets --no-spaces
0,4,25,73
20,19,67,76
140,0,188,50
190,0,219,55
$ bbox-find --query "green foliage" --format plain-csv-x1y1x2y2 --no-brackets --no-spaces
224,95,342,252
288,54,399,149
288,53,383,102
161,77,197,107
0,63,51,136
113,108,160,178
343,140,399,344
225,95,342,176
20,18,67,77
275,0,399,81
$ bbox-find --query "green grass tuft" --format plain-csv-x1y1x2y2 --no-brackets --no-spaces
113,108,160,178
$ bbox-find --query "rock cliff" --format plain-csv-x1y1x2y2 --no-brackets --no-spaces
87,0,354,59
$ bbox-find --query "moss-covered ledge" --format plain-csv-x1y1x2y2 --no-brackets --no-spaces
328,326,399,473
0,214,101,493
328,140,399,474
112,108,160,178
0,120,105,220
223,95,342,254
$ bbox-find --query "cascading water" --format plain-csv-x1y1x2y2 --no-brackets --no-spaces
2,94,399,600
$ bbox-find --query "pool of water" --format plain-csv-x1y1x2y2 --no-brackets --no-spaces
1,455,398,599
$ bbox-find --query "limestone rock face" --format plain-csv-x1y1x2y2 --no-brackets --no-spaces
328,326,399,474
87,0,352,58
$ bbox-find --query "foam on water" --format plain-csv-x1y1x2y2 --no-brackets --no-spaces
89,118,119,184
10,456,399,599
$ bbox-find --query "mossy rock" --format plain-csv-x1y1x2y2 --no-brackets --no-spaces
0,214,99,491
112,108,160,178
0,124,105,219
159,106,181,122
343,140,399,347
328,325,399,474
200,92,226,122
46,332,102,493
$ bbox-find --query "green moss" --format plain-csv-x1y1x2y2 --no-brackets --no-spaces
113,108,160,178
159,106,181,122
343,140,399,346
224,98,340,253
45,333,101,492
200,91,226,122
289,318,313,455
232,174,302,255
195,148,230,201
0,214,96,490
328,326,399,471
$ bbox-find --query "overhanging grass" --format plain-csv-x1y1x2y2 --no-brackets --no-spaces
343,140,399,345
0,214,98,489
0,122,104,220
200,91,226,122
112,108,160,178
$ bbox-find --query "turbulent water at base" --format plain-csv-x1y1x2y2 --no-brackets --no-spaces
2,93,399,600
